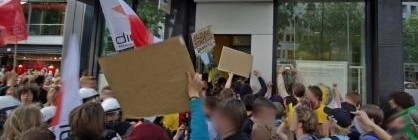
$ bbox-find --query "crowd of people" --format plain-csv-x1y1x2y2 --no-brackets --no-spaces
0,65,417,140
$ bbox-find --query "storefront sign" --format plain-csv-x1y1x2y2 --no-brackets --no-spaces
191,25,215,54
295,60,348,98
218,46,253,78
99,36,194,118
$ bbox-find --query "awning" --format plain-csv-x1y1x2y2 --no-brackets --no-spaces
0,44,62,55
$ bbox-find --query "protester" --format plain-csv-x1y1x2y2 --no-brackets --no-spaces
213,99,249,140
278,106,319,140
66,102,119,140
242,97,278,136
0,96,20,136
203,96,221,140
15,84,40,106
43,86,58,107
79,87,100,103
387,91,418,140
242,94,256,116
306,86,329,137
292,83,306,101
187,72,210,140
321,108,352,140
1,105,48,140
127,123,171,140
33,75,48,104
341,91,361,117
101,97,134,139
20,127,55,140
100,86,114,100
80,76,97,89
251,120,278,140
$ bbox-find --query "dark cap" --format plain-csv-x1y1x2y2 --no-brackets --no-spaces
341,102,356,119
324,107,353,128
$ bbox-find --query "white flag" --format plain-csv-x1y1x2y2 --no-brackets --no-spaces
50,34,82,140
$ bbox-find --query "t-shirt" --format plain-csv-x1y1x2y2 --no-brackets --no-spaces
224,132,249,140
360,132,379,140
320,135,350,140
241,118,254,136
314,104,328,124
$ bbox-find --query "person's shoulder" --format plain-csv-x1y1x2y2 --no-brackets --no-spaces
360,135,379,140
224,132,249,140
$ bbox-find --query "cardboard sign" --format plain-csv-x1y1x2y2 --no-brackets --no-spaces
218,47,253,78
99,36,194,118
191,25,215,54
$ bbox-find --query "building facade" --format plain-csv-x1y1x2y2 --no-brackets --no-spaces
0,0,66,73
63,0,416,110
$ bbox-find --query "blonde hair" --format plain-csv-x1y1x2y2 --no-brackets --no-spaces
1,105,42,140
251,120,278,140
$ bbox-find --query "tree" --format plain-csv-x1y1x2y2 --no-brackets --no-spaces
404,14,418,63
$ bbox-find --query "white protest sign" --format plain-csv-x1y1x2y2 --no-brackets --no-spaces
191,25,215,54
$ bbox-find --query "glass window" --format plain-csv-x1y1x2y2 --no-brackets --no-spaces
403,1,418,101
275,1,366,101
23,3,66,36
412,6,417,14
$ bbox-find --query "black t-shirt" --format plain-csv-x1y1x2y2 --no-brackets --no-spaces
224,132,249,140
241,118,254,136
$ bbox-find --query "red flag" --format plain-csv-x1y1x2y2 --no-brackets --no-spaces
0,0,28,46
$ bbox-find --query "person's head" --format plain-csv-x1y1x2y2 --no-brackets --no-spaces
16,84,39,105
46,86,59,106
33,75,45,86
273,102,284,120
79,88,100,103
80,76,97,88
69,102,105,140
306,86,322,107
251,121,278,140
203,96,220,117
218,88,236,100
101,98,122,123
252,98,278,124
324,108,352,135
288,106,318,136
213,99,247,136
354,104,384,134
385,110,404,134
100,86,113,100
21,127,54,140
127,123,170,140
389,91,415,110
242,94,256,112
345,91,362,107
1,105,43,140
284,96,298,108
292,83,305,98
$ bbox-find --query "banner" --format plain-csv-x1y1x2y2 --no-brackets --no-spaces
191,25,215,54
218,46,253,78
0,0,28,46
100,0,160,51
99,36,194,118
50,34,82,140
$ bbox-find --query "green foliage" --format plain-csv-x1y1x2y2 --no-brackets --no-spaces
136,0,166,38
404,14,418,63
277,3,364,65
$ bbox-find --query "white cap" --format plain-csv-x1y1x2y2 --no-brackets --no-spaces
101,98,121,112
0,96,20,112
41,106,56,122
79,88,99,100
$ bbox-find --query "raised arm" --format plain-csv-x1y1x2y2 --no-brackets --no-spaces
224,72,234,89
253,70,267,98
187,72,209,140
277,66,290,98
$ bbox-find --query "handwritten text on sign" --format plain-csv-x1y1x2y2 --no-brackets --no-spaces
191,26,215,54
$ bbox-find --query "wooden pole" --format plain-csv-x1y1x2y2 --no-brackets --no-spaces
13,39,17,71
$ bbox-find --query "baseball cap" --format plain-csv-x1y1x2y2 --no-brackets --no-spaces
127,123,170,140
101,98,121,112
79,88,99,100
324,107,353,128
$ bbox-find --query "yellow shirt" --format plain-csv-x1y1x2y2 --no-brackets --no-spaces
162,113,179,132
314,104,328,124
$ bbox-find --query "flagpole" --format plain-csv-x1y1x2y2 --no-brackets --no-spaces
13,37,17,71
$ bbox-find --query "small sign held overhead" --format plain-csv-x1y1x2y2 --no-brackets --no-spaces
191,25,215,55
218,46,253,78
